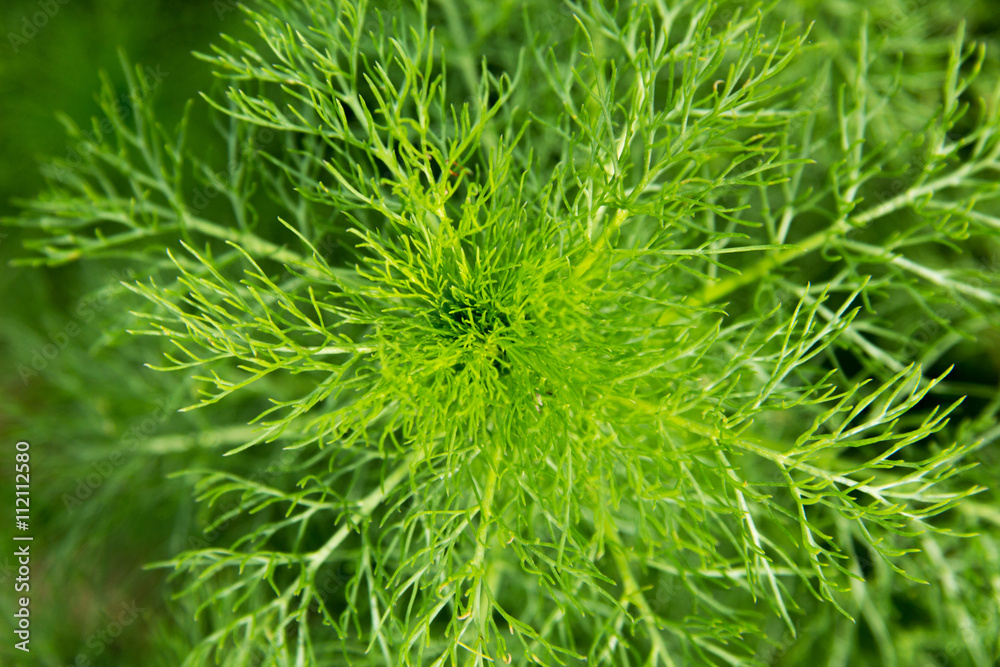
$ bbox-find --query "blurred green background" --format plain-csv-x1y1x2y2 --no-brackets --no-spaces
0,2,248,664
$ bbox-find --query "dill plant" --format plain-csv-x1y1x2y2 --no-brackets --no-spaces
6,0,1000,665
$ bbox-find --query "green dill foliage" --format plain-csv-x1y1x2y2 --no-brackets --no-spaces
8,0,1000,665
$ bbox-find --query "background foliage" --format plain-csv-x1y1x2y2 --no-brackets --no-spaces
1,1,1000,666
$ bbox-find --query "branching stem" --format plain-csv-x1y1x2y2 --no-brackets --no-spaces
603,514,677,667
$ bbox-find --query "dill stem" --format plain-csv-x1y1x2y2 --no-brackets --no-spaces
573,208,630,279
602,514,677,667
306,455,414,577
467,459,499,666
183,214,308,267
659,159,987,324
438,0,499,153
